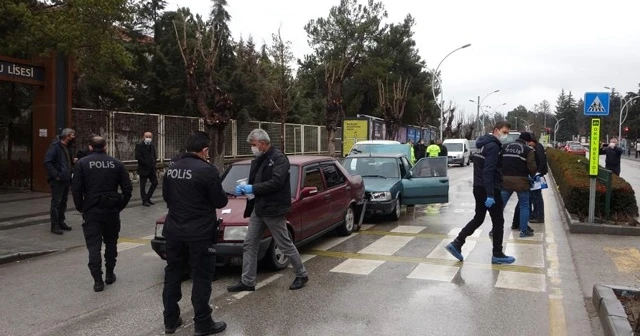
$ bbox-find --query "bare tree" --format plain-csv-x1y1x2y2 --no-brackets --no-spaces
378,76,411,141
266,27,296,149
173,11,232,171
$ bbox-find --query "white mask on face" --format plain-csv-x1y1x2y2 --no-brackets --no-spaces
609,142,616,148
499,134,509,141
251,146,262,157
144,138,152,144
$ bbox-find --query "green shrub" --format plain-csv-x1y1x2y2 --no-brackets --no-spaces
546,148,638,220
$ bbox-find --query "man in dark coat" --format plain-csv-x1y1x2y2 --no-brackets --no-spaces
135,131,158,206
512,133,548,227
228,128,309,293
437,139,448,157
600,137,623,176
44,128,76,234
414,139,426,161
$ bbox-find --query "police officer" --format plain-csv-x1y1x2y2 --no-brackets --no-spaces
162,131,228,335
72,136,133,292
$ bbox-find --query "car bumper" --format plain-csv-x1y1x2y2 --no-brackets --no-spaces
448,157,464,164
365,199,395,216
150,237,272,264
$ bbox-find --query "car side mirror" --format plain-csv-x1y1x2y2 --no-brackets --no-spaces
464,148,469,152
300,186,318,198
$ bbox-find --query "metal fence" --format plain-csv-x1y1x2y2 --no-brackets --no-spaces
72,108,343,162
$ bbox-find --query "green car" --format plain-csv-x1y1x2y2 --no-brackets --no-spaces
342,154,449,221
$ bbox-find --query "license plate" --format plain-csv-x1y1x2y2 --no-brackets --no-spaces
155,224,164,238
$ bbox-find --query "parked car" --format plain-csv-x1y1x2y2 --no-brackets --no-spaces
348,140,401,156
443,139,470,166
565,143,587,156
342,154,449,221
502,131,521,145
151,156,365,270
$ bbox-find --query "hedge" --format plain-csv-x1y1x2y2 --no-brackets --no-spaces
546,148,639,220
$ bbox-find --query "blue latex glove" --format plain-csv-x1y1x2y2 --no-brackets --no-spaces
244,185,253,194
235,185,244,196
485,197,495,208
533,175,541,182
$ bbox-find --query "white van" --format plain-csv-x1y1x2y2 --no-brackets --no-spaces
443,139,470,166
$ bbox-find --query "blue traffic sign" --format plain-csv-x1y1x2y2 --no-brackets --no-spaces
584,92,610,116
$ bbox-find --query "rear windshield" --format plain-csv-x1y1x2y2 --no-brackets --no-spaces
444,143,463,152
221,164,299,195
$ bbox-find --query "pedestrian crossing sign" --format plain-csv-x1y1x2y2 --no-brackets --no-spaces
584,92,610,116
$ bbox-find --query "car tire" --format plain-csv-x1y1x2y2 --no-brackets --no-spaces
261,232,292,271
389,197,401,221
336,206,355,236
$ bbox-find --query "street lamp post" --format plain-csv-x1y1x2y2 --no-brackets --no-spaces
553,117,565,145
470,89,500,137
431,43,471,141
618,96,640,141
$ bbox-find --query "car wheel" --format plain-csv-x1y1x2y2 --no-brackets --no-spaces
389,197,401,221
262,233,291,271
336,206,355,236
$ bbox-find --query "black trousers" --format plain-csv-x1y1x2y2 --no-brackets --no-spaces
82,211,121,278
49,180,70,228
455,187,505,254
606,164,621,176
163,239,216,330
140,173,158,201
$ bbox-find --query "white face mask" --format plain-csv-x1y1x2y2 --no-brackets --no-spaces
609,142,616,148
499,134,509,141
144,138,152,144
251,146,262,157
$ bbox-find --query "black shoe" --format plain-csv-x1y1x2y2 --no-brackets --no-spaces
143,201,151,207
147,199,155,205
530,218,544,223
59,222,72,231
194,321,227,335
289,276,309,290
105,272,116,285
51,227,63,235
93,279,105,292
165,317,183,334
227,281,255,292
510,225,518,230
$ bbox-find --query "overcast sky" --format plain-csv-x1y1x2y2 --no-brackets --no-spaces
168,0,640,119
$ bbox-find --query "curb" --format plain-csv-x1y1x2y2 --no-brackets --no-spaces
592,284,637,336
0,197,165,231
0,250,59,265
547,170,640,236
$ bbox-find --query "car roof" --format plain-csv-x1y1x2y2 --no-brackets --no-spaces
443,139,468,142
232,155,336,166
346,153,404,158
354,140,400,145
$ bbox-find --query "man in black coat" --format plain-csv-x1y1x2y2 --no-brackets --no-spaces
135,131,158,206
437,139,448,157
414,138,426,161
512,133,548,227
600,137,623,176
227,129,309,293
72,136,132,292
162,131,228,335
44,128,76,234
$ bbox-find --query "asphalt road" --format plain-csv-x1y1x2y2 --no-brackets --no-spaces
0,163,591,336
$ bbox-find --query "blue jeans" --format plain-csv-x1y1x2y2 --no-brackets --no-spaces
502,190,530,233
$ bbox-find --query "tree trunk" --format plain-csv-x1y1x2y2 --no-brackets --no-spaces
207,125,225,172
325,81,343,157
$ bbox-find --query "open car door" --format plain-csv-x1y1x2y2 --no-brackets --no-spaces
401,157,449,205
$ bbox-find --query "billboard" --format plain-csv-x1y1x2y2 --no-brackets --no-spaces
372,121,384,140
342,118,369,156
397,126,407,143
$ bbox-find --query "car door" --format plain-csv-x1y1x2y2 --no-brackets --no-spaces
296,164,330,240
401,157,449,205
319,161,350,229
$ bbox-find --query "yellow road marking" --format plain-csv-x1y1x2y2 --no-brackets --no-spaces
604,247,640,274
549,294,567,336
119,237,151,245
359,229,543,245
305,249,545,274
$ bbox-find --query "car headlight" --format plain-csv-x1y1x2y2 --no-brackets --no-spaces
223,226,248,241
370,191,392,201
155,223,164,238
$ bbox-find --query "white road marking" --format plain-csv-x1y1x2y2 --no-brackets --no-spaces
495,271,547,292
330,259,385,275
358,236,413,256
232,274,283,300
427,239,477,261
287,254,316,268
407,264,460,282
311,233,359,251
505,243,545,268
117,242,144,252
391,225,426,234
141,235,155,240
508,232,544,242
447,228,481,238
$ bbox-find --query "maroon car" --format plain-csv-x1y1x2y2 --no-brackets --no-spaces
152,156,365,270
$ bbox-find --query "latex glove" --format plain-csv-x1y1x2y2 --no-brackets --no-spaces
533,175,541,182
485,197,495,208
244,185,253,194
235,185,244,196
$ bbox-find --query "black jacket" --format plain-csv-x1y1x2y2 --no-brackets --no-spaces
162,154,228,242
414,143,426,160
601,145,623,166
502,139,537,192
472,134,503,197
44,139,73,182
243,146,291,218
135,142,157,176
533,142,548,176
438,144,448,157
71,151,133,214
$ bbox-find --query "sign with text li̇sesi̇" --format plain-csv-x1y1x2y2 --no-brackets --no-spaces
0,60,45,85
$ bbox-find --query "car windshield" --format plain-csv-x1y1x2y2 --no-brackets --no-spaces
503,133,520,144
444,143,463,152
350,144,408,157
342,157,400,178
221,164,299,195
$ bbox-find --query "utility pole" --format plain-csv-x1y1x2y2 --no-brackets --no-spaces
475,95,480,137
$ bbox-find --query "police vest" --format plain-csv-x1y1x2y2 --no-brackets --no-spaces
501,141,532,177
